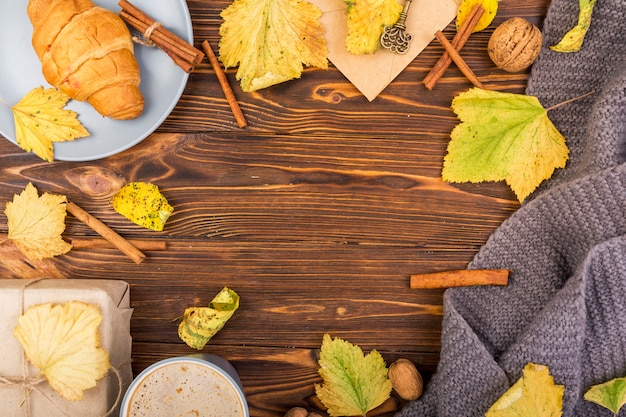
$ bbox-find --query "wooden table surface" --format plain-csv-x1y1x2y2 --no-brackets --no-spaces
0,0,550,415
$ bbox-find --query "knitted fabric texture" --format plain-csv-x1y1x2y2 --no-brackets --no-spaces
395,0,626,415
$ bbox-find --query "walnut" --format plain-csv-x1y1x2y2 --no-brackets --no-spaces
284,407,309,417
388,358,423,401
488,17,542,72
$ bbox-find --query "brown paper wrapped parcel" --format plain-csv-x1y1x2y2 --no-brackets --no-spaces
0,279,133,417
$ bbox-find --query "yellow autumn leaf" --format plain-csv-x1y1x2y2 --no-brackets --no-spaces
486,363,564,417
550,0,597,52
178,287,240,350
219,0,328,92
11,87,90,162
4,182,72,260
456,0,498,33
14,301,111,401
111,182,173,232
346,0,402,54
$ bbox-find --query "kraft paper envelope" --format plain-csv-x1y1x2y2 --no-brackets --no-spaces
308,0,460,101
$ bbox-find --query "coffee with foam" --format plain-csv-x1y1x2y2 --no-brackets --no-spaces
123,359,245,417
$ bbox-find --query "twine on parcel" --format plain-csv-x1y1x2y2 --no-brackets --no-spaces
0,279,124,417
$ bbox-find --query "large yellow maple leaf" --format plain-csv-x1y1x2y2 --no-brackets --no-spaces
11,87,89,162
14,301,111,401
4,182,72,260
219,0,328,92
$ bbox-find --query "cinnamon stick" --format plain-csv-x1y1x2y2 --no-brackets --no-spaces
423,4,484,90
70,237,166,251
202,40,247,128
118,0,204,72
434,31,484,88
66,202,146,264
410,269,510,289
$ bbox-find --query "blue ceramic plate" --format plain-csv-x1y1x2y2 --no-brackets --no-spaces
0,0,192,161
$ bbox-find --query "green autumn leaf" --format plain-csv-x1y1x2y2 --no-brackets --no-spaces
486,363,564,417
550,0,597,52
442,88,568,202
111,182,173,232
345,0,402,54
219,0,328,92
178,287,240,350
584,377,626,416
315,333,392,417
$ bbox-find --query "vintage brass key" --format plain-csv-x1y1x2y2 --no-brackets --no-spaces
380,0,414,54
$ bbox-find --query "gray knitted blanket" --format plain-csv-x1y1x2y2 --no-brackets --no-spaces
396,0,626,415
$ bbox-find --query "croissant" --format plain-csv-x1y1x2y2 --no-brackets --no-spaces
27,0,144,120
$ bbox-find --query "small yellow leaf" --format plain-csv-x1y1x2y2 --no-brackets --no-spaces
486,363,564,417
178,288,240,350
11,87,90,162
345,0,403,54
14,301,111,401
550,0,597,52
456,0,498,33
220,0,328,92
111,182,173,232
5,182,72,260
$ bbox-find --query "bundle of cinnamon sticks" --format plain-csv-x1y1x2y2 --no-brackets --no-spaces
118,0,204,73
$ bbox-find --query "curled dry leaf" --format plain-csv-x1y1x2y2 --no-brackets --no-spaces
178,287,240,350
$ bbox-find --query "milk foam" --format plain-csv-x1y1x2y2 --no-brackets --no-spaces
124,360,244,417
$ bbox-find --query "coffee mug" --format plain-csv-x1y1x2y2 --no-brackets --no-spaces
119,354,249,417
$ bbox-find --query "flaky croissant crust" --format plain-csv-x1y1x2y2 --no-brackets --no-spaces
28,0,144,120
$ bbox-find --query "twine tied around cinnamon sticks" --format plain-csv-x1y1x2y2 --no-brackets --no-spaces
0,279,125,417
131,21,162,47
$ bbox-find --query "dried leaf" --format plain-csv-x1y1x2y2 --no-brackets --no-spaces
10,87,89,162
5,182,72,260
345,0,402,54
178,287,240,350
486,363,564,417
111,182,173,232
315,334,392,417
584,376,626,416
442,88,569,202
550,0,597,53
14,301,111,401
456,0,498,33
219,0,328,92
